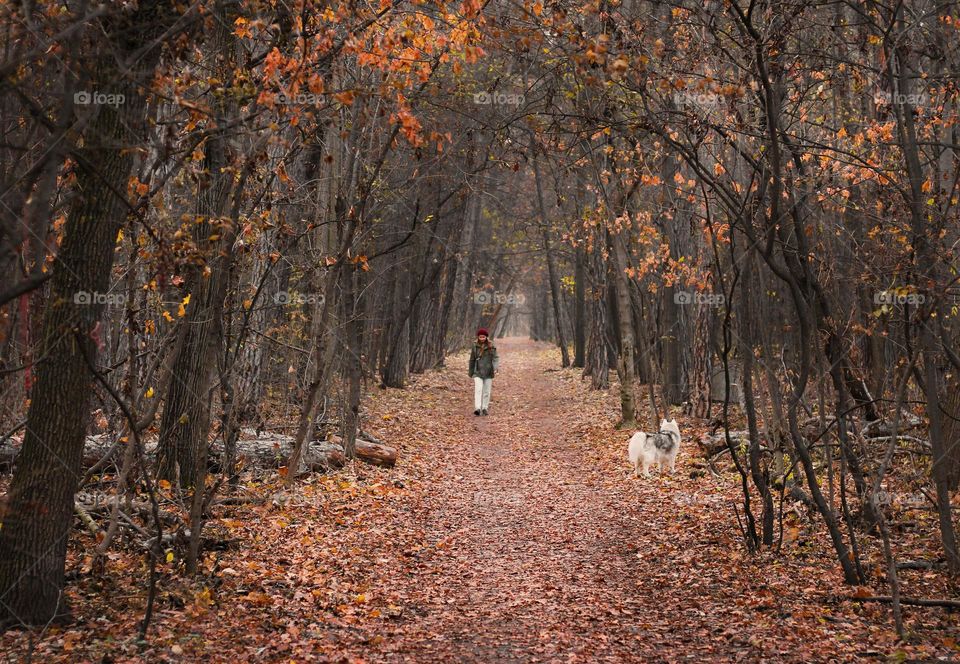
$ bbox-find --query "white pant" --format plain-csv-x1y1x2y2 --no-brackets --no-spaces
474,377,492,410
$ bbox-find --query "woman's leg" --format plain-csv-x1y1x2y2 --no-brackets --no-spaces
474,376,484,411
481,378,492,410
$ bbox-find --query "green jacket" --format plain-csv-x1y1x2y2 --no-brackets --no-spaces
469,342,499,379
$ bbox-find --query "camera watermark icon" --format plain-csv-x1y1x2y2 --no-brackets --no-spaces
275,91,323,106
274,291,324,306
473,291,526,306
74,290,127,306
473,91,525,106
874,290,925,306
74,91,125,107
674,290,725,306
673,91,722,110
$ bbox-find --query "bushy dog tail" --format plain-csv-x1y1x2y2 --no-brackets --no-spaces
628,431,646,466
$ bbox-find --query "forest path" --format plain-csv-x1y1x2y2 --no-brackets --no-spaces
358,338,784,662
371,337,656,661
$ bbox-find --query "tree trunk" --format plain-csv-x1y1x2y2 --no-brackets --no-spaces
156,5,238,488
739,264,774,545
531,146,570,367
690,297,711,418
583,235,610,388
661,285,684,406
342,265,364,459
0,1,173,626
890,20,960,573
573,245,586,368
608,230,637,427
940,371,960,492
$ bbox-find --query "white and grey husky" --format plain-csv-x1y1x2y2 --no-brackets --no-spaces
628,418,681,477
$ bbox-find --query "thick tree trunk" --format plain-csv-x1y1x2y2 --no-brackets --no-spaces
608,230,637,427
156,6,238,488
690,298,711,418
890,24,960,573
940,372,960,493
739,267,774,545
383,315,411,388
448,194,480,352
0,1,173,626
583,236,610,388
661,285,684,405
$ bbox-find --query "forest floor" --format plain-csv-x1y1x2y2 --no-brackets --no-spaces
3,338,960,663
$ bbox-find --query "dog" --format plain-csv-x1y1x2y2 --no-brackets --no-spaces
628,418,681,478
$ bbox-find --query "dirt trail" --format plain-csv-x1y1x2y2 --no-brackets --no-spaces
375,338,651,661
358,338,907,663
362,336,794,663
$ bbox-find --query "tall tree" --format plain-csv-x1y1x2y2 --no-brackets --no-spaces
0,0,179,625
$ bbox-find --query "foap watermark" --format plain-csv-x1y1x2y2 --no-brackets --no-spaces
274,291,325,306
874,290,925,306
74,90,125,107
872,89,928,108
74,290,127,306
275,91,323,107
473,291,526,306
473,491,524,507
473,91,525,106
674,290,725,307
874,490,927,508
673,91,723,110
865,70,929,108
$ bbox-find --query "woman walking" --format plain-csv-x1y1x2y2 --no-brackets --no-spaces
468,328,499,415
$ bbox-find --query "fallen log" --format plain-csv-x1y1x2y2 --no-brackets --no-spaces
841,595,960,609
2,428,392,477
859,414,923,439
359,430,384,445
698,431,750,458
356,439,397,468
896,560,942,571
863,434,930,447
302,441,346,472
2,433,131,474
325,436,397,468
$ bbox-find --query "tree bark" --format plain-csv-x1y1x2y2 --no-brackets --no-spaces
156,3,239,488
608,230,637,427
0,1,175,626
531,145,570,367
573,245,586,368
342,265,364,459
889,17,960,572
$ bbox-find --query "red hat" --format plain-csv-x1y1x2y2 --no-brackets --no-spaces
477,328,488,337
